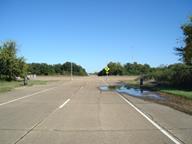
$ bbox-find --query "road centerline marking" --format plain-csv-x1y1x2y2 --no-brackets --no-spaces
117,93,182,144
0,87,56,107
59,99,70,109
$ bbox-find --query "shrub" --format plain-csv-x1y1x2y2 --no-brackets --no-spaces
151,64,192,88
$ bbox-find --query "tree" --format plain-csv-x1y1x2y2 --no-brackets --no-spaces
62,62,87,76
98,62,151,76
28,63,56,75
124,62,151,75
176,17,192,65
150,63,192,88
0,41,27,80
53,64,62,74
107,62,124,75
98,62,125,76
14,57,28,78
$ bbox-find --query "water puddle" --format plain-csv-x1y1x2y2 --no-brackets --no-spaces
99,85,165,100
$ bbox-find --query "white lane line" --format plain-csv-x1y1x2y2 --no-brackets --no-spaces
59,99,70,109
0,87,56,107
118,93,181,144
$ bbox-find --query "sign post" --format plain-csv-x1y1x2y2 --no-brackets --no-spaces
71,62,73,81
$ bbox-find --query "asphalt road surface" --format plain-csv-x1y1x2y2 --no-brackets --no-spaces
0,76,191,144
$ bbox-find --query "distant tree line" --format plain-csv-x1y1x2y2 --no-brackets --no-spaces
28,62,87,76
0,40,87,81
98,61,192,88
98,62,151,76
149,64,192,88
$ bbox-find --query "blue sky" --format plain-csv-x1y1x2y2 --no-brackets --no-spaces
1,0,192,72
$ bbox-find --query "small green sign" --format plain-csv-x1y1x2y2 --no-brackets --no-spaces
105,66,110,74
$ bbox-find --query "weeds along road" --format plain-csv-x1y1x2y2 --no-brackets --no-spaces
0,76,191,144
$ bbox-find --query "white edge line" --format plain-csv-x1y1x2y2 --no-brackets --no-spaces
0,87,56,106
59,99,70,109
117,93,181,144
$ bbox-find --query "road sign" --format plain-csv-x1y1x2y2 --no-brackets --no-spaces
105,66,110,75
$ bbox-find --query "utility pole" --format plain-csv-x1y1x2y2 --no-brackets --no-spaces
71,62,73,80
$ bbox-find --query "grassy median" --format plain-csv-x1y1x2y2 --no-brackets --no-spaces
0,80,47,93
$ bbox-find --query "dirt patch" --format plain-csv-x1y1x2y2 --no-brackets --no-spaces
152,92,192,115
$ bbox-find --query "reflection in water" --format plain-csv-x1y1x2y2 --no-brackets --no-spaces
99,85,165,100
140,89,143,94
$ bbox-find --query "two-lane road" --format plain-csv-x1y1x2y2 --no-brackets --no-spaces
0,76,191,144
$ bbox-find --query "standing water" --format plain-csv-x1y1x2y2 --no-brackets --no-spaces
99,85,165,100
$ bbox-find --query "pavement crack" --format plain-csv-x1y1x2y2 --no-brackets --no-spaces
13,119,44,144
13,107,60,144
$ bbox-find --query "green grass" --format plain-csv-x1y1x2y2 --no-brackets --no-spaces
0,80,47,93
160,89,192,99
123,79,192,100
27,80,47,86
0,80,21,92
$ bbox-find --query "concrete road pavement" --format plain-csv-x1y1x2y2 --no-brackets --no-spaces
0,76,191,144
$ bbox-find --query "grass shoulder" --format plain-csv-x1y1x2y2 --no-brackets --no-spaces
0,80,48,93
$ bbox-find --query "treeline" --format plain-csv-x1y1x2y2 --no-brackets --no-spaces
150,64,192,88
98,62,192,88
0,41,87,81
28,62,87,76
98,62,151,76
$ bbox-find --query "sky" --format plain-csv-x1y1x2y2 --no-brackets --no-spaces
0,0,192,73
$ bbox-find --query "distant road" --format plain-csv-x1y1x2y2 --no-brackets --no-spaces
0,76,191,144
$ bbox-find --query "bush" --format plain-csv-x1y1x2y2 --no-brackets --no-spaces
151,64,192,88
168,64,192,87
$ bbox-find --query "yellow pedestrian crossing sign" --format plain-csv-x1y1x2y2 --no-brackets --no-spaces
105,66,110,75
